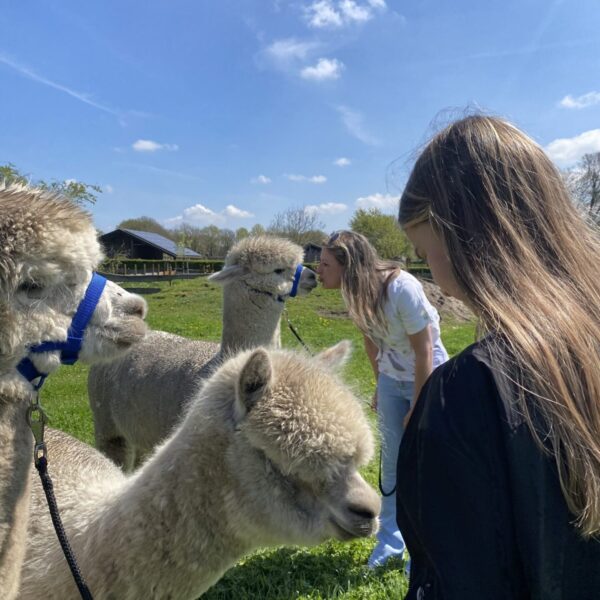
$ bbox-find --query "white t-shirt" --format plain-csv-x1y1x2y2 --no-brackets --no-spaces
370,271,448,382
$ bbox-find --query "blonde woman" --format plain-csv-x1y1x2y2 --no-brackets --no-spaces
317,230,448,568
397,115,600,599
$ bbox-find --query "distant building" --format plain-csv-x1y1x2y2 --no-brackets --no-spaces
99,229,201,260
303,243,322,263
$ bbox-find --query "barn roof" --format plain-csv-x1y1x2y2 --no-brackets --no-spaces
119,229,201,258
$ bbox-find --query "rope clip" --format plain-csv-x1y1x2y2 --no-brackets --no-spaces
26,395,48,466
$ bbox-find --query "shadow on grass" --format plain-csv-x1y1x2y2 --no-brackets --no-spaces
202,544,406,600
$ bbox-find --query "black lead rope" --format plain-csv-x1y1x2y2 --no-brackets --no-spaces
378,447,396,497
283,308,313,354
27,398,94,600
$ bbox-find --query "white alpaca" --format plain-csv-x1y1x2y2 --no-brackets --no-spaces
88,236,317,470
0,184,147,599
21,342,380,600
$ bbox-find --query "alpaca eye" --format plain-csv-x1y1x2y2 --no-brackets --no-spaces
274,268,286,275
18,281,43,293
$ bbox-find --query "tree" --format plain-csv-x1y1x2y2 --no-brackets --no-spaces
564,152,600,223
349,208,411,260
235,227,249,242
118,217,175,240
268,206,327,246
0,163,102,205
250,223,266,237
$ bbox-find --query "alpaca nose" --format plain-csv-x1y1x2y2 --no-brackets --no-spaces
120,294,147,319
347,504,377,521
127,296,147,319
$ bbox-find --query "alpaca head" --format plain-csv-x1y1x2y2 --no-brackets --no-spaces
207,236,317,299
0,184,147,374
196,341,380,547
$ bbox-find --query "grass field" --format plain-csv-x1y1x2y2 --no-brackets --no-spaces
41,277,476,599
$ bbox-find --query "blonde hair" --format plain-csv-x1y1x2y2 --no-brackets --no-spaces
400,115,600,536
323,231,400,337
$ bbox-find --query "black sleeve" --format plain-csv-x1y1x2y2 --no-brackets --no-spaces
396,351,526,599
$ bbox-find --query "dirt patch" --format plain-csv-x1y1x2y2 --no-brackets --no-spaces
420,279,474,323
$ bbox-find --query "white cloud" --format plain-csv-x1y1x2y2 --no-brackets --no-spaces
306,1,343,27
251,174,272,184
167,202,254,226
224,204,254,218
265,38,320,63
132,139,179,152
545,129,600,166
305,202,348,215
339,0,371,23
334,157,351,167
355,192,398,211
286,173,327,183
336,105,379,145
305,0,386,29
559,91,600,110
301,57,344,81
310,175,327,183
183,203,221,222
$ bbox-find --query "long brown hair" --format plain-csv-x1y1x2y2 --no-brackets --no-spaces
323,231,400,337
400,115,600,536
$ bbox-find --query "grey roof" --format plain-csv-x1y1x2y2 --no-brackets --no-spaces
120,229,201,258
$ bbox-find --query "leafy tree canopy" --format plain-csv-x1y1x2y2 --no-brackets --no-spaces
268,206,327,246
249,223,266,237
0,163,102,205
349,208,411,260
564,152,600,224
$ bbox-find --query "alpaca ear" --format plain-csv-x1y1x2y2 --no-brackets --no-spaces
235,348,272,418
315,340,352,371
208,265,247,285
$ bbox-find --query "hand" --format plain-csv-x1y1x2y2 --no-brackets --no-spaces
370,390,378,412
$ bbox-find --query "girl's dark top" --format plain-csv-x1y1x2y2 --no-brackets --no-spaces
396,341,600,600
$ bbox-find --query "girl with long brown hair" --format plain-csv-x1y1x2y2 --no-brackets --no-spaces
317,230,448,568
397,114,600,598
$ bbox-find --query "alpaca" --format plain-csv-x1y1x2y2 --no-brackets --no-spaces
88,235,317,470
0,184,148,599
20,341,380,600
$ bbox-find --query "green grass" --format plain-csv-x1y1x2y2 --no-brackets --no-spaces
40,277,476,599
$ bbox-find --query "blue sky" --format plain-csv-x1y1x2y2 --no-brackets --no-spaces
1,0,599,234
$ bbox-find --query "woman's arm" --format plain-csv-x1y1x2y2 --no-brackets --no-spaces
363,334,380,410
405,324,433,424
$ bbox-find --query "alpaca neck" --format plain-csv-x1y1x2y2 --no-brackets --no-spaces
0,374,35,599
220,282,283,353
83,402,253,598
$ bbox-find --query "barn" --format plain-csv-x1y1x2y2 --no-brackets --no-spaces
99,229,201,260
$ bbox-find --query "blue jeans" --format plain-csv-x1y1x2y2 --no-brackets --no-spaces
369,373,414,568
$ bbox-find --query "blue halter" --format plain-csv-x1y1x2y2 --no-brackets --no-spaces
289,264,304,298
16,272,107,390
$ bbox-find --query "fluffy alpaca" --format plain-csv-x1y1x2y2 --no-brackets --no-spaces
0,183,148,599
88,235,317,470
20,342,380,600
